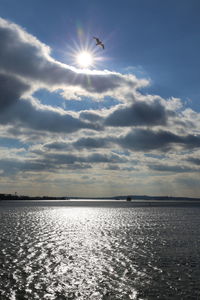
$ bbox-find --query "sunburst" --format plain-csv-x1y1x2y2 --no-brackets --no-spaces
76,51,93,68
65,32,105,70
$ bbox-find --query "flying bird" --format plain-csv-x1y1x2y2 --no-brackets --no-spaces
93,37,104,49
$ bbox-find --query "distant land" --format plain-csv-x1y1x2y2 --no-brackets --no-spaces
0,193,200,201
0,194,67,201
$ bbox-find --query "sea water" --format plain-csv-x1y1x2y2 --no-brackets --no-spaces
0,200,200,299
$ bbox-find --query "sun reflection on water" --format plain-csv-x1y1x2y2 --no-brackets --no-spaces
0,205,200,299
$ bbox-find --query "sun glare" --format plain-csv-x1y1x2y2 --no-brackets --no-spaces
76,51,93,68
67,35,106,69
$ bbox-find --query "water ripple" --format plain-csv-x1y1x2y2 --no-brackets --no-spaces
0,205,200,299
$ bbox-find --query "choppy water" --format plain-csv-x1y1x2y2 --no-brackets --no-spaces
0,201,200,300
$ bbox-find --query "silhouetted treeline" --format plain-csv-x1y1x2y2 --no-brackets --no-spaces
0,193,68,200
114,195,200,201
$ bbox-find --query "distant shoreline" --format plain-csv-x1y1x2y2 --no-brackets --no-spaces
0,193,200,202
1,199,200,207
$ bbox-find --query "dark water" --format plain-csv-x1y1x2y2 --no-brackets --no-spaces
0,201,200,299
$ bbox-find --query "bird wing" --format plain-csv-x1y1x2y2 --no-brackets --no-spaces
93,37,100,42
101,43,104,49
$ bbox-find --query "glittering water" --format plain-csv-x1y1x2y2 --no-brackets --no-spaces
0,201,200,299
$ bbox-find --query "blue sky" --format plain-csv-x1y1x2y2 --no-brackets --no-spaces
0,0,200,197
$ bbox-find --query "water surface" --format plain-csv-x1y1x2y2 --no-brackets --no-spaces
0,200,200,299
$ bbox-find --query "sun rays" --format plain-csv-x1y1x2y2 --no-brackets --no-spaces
64,30,106,70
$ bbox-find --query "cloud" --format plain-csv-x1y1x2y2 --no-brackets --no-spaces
0,158,51,176
116,128,200,151
43,127,200,154
43,141,71,151
73,136,109,149
0,18,147,101
148,164,198,173
187,157,200,166
0,150,127,177
0,73,100,133
0,73,30,111
106,164,121,170
80,111,103,122
45,151,126,165
105,99,167,127
42,135,113,151
0,156,94,177
11,99,100,133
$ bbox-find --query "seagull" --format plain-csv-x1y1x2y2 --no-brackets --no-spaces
93,37,104,49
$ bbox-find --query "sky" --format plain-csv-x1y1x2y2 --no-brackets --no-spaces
0,0,200,197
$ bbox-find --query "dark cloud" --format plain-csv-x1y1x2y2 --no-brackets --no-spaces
43,142,70,151
43,136,110,151
187,158,200,166
116,129,200,151
0,73,100,133
85,153,126,163
64,163,92,170
53,128,200,153
106,164,121,170
148,164,197,173
73,137,109,149
45,153,78,165
0,156,92,176
0,73,30,111
0,151,126,176
11,100,99,133
80,111,103,122
182,135,200,148
105,100,167,127
45,152,126,165
0,158,52,176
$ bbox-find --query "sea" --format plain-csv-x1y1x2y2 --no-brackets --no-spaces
0,200,200,300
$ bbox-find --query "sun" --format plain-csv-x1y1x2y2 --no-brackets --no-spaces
76,51,93,68
67,36,105,69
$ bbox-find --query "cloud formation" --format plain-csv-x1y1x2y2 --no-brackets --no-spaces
0,17,200,197
148,164,198,173
0,72,100,133
0,18,147,100
105,99,168,127
116,129,200,151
